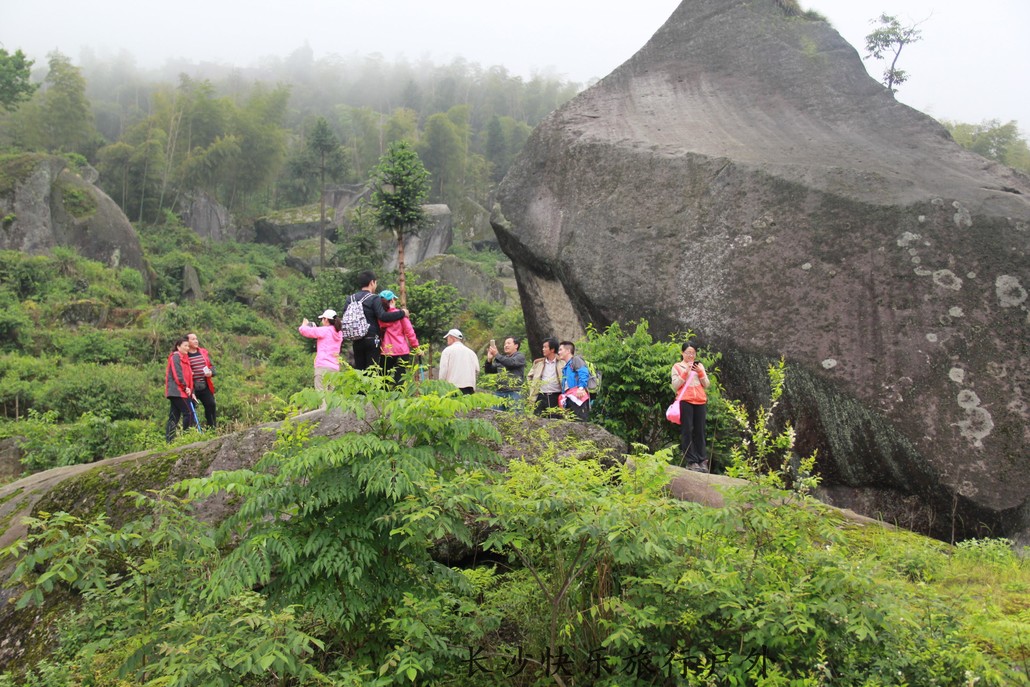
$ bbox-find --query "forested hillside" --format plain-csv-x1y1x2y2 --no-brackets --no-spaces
0,48,580,227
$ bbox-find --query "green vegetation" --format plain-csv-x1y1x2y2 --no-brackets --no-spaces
0,372,1026,685
0,48,37,112
0,210,516,477
370,141,430,306
865,13,924,93
0,50,578,229
578,321,735,457
944,118,1030,174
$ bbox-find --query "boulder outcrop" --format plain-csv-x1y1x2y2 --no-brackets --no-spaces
411,254,508,305
182,190,236,242
492,0,1030,543
0,154,147,278
381,204,454,271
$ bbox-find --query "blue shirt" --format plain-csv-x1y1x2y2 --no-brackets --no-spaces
561,357,590,393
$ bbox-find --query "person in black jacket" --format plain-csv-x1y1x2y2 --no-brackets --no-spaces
349,271,409,371
485,336,527,409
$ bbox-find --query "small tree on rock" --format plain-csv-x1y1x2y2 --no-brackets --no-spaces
865,13,924,94
370,140,430,307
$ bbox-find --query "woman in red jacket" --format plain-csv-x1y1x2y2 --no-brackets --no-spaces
165,337,195,442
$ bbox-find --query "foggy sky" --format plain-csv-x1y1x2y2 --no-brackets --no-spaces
2,0,1028,130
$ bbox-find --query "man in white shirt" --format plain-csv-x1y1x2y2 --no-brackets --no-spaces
526,337,562,416
438,329,479,394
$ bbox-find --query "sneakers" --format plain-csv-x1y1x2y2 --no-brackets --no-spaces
686,460,709,473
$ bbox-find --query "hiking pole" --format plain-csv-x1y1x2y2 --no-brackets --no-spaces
189,398,203,433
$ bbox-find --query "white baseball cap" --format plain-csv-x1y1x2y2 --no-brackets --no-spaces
319,309,337,320
445,328,463,340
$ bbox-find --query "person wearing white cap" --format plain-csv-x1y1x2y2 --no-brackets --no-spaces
438,328,478,394
298,309,343,397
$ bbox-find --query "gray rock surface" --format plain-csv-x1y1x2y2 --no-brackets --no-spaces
253,215,324,247
0,155,147,278
286,237,337,277
382,204,454,271
492,0,1030,543
183,191,236,242
181,264,203,301
411,254,507,305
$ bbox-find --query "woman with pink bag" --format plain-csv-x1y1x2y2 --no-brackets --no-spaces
669,343,710,471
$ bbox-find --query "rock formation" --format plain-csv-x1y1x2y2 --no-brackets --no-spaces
381,204,454,272
411,254,508,306
182,190,236,242
0,154,147,278
491,0,1030,543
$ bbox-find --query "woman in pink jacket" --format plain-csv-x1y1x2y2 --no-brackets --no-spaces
298,309,343,396
377,290,419,385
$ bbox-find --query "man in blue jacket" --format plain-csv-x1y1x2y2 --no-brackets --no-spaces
557,341,590,422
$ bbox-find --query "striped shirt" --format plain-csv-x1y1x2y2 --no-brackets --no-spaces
188,351,208,391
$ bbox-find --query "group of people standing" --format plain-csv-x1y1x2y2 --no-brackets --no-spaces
164,267,711,472
437,333,593,423
297,271,420,394
164,333,217,442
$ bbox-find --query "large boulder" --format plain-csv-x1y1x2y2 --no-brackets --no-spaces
0,154,148,278
182,191,238,242
411,254,507,305
491,0,1030,543
253,205,327,247
381,204,454,271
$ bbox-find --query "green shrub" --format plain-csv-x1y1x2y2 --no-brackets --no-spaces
52,327,129,364
38,362,159,422
298,268,354,321
0,297,32,352
0,353,55,417
5,410,162,473
1,500,326,685
116,266,146,295
0,251,53,300
577,320,715,452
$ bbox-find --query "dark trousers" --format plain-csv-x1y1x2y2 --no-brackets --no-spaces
679,400,707,465
353,336,380,371
534,392,561,416
166,396,196,442
563,395,590,422
194,386,216,427
382,354,411,385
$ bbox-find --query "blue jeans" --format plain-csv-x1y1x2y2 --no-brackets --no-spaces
494,390,522,411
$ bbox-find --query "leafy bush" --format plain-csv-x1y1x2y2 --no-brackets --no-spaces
1,378,1025,685
0,296,31,352
0,353,56,418
577,320,719,452
38,362,159,422
52,327,129,364
179,371,501,681
1,409,162,473
724,357,819,494
1,498,326,685
297,268,354,322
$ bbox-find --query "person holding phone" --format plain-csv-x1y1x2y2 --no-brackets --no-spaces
299,309,343,400
485,336,527,409
671,343,710,471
